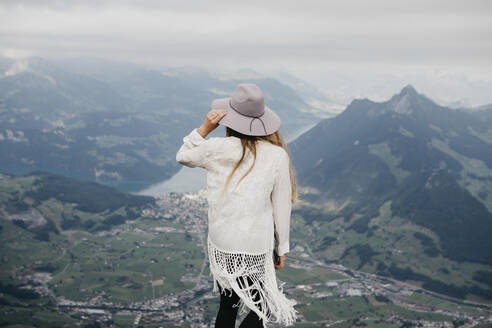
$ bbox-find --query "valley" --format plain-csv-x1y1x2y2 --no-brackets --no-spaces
1,177,491,327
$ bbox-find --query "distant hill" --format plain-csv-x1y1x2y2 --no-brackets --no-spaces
0,57,325,191
0,171,154,239
455,103,492,124
290,85,492,301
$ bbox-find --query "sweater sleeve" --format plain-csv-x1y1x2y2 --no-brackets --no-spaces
175,128,214,169
271,150,292,256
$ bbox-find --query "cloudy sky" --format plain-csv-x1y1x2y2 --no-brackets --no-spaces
1,0,491,105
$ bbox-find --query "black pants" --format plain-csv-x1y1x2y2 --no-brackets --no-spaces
215,276,265,328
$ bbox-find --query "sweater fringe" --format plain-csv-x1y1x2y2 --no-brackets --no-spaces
208,238,298,327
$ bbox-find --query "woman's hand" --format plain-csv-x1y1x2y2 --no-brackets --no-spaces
274,255,286,270
197,109,227,138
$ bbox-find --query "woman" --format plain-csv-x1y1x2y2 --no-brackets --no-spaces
176,83,298,327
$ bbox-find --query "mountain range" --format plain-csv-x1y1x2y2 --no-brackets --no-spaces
0,57,334,191
289,84,492,301
2,55,492,303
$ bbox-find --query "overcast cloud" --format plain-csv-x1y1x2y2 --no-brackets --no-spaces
0,0,491,105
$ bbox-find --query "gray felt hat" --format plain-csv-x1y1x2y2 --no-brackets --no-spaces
212,83,281,136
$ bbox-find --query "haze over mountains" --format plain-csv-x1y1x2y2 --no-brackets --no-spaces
0,56,334,191
2,56,492,307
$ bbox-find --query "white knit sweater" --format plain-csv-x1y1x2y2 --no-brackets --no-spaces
176,128,298,327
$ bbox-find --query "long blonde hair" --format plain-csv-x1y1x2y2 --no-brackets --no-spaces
218,126,298,203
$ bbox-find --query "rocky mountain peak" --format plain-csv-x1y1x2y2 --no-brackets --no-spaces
343,85,427,118
399,84,418,97
384,84,425,116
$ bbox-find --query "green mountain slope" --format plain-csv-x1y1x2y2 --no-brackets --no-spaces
0,171,154,238
289,85,492,301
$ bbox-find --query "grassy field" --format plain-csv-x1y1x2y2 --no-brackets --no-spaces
293,200,492,304
4,206,485,327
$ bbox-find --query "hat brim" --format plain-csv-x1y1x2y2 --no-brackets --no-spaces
211,97,281,136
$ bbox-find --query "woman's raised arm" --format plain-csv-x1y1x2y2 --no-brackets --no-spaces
175,109,227,169
175,128,213,168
